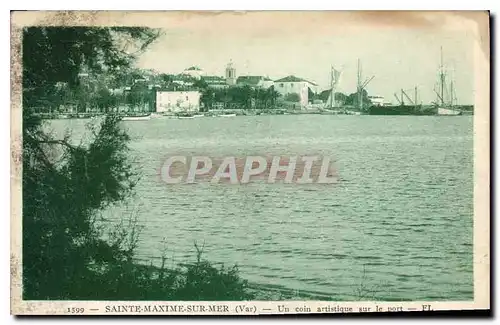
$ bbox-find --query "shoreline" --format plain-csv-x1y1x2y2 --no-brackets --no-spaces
133,262,335,301
35,108,474,120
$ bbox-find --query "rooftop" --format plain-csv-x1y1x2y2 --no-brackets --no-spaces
275,75,318,86
236,76,271,86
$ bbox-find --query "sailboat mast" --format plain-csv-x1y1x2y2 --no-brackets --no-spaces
330,65,334,108
357,59,363,110
440,46,446,106
414,86,418,106
450,80,454,107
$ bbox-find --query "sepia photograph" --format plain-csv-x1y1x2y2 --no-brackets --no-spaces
10,10,490,315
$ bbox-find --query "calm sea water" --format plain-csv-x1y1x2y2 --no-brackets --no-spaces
50,115,473,301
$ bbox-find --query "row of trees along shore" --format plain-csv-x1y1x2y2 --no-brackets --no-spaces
22,27,253,300
196,84,372,111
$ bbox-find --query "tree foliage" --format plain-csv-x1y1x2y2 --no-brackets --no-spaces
126,82,153,111
284,92,301,103
335,92,348,104
345,89,372,108
23,115,138,298
22,27,160,116
22,27,138,299
22,26,251,300
197,84,281,110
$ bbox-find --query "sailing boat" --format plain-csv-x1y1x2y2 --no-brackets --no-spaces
351,59,374,115
324,66,352,114
435,47,461,116
324,66,342,112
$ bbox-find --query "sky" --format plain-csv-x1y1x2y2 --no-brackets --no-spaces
135,12,477,105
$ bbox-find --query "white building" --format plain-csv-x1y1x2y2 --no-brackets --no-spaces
156,91,201,113
260,78,275,89
236,76,274,89
274,75,318,108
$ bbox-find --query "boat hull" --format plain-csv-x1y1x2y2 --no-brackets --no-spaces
122,114,151,121
437,107,462,116
344,110,361,115
368,105,435,116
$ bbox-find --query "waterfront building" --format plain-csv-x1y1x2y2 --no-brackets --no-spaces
236,76,274,89
274,75,318,108
155,90,201,113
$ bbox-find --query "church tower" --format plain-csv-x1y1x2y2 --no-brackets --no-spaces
225,60,236,86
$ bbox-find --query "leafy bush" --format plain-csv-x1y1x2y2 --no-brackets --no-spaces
284,92,301,103
23,115,252,301
21,26,252,301
23,115,138,299
172,243,253,300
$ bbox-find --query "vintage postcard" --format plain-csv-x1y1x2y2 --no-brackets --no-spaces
10,11,490,315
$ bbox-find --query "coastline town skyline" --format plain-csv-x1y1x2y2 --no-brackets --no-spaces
136,22,474,105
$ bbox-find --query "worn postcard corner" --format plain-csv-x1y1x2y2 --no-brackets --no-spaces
10,10,490,316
